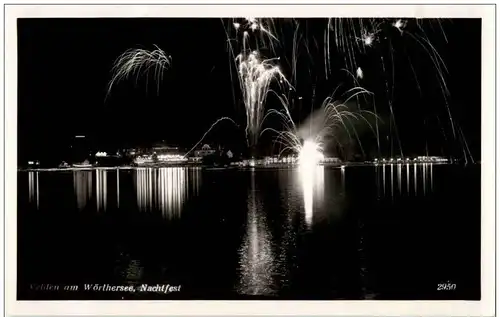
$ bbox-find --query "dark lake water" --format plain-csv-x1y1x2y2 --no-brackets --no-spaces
17,164,481,300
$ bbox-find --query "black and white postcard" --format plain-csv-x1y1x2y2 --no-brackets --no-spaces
4,3,496,317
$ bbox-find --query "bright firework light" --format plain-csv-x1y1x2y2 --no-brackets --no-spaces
222,17,300,153
260,86,377,165
232,17,280,53
236,50,290,148
222,17,283,107
298,139,324,169
106,45,172,98
356,67,364,79
392,19,406,34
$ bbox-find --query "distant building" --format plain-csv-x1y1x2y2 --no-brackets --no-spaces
322,157,342,164
133,142,187,165
152,143,182,156
194,144,216,157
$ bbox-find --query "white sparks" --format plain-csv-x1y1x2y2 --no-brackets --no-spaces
393,19,406,33
236,51,289,147
356,67,364,79
260,87,375,165
107,46,171,97
362,33,374,46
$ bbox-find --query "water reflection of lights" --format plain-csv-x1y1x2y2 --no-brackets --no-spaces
116,171,120,208
237,172,276,296
96,169,108,211
134,167,201,219
297,165,325,228
73,171,93,211
378,163,434,197
28,172,40,209
390,164,394,197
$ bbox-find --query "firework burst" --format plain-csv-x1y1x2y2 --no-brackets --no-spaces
236,50,290,148
261,86,376,163
107,45,172,97
221,18,472,162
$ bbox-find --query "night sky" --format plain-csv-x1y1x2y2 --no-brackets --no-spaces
17,18,481,164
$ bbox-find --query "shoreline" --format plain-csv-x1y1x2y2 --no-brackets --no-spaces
17,161,460,172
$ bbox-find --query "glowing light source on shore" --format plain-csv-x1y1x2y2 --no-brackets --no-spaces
298,140,324,169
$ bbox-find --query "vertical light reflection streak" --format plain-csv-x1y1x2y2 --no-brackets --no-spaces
95,170,108,212
148,169,152,210
382,164,386,195
390,164,394,198
422,163,427,195
117,170,120,208
104,170,107,209
406,163,410,194
378,163,435,197
297,165,326,228
96,170,100,211
36,172,39,208
28,172,40,209
397,164,402,194
28,172,34,204
73,171,93,211
340,166,345,191
414,163,418,196
237,171,276,296
134,167,201,219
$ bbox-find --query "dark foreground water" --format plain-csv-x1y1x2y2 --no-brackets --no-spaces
17,164,481,300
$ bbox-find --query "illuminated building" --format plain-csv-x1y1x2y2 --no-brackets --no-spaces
194,144,216,157
133,142,187,165
152,143,182,156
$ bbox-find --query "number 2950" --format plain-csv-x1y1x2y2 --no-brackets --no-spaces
437,282,456,291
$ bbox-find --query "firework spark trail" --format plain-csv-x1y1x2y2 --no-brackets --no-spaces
380,55,404,158
324,18,474,161
183,117,239,158
325,18,382,75
401,21,473,162
236,50,290,148
223,18,470,161
107,45,172,98
261,87,376,160
389,19,473,161
230,18,280,56
222,18,290,149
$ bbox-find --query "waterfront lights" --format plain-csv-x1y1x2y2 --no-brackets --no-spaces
375,156,448,165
